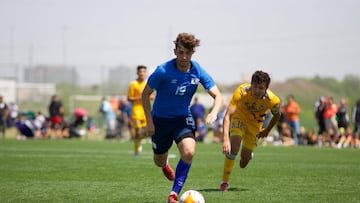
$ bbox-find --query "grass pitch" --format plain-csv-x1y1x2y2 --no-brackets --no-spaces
0,139,359,203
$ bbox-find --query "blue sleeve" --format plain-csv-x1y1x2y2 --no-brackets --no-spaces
148,66,166,90
199,66,215,91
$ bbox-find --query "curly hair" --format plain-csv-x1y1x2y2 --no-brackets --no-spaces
251,70,271,88
173,32,200,51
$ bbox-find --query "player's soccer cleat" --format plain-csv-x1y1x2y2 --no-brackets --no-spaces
220,181,229,191
167,193,178,203
162,164,175,181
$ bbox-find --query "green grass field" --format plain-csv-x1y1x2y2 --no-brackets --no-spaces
0,138,359,203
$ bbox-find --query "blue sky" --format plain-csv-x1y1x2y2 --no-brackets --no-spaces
1,0,359,84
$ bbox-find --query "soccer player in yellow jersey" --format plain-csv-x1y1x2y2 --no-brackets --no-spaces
127,65,149,157
220,70,281,191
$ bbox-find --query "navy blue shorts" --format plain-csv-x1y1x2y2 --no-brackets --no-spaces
151,116,196,154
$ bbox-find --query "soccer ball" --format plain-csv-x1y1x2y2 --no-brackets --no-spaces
179,190,205,203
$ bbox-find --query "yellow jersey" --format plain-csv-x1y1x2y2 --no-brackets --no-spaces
127,80,147,121
229,83,281,125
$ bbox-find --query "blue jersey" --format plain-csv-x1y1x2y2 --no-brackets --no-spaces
148,59,215,118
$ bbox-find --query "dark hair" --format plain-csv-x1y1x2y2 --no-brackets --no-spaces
137,65,147,71
173,33,200,51
251,70,271,88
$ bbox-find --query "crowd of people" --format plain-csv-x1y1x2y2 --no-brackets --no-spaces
0,92,135,141
0,94,94,140
1,82,359,151
313,96,360,148
261,95,360,149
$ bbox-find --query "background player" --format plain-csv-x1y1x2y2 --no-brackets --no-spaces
127,65,149,157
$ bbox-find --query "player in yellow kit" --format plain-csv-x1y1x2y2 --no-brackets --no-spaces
220,70,281,191
127,65,149,157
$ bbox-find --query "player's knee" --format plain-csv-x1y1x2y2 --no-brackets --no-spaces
226,153,237,160
182,152,195,162
154,160,164,167
153,157,166,167
181,150,195,163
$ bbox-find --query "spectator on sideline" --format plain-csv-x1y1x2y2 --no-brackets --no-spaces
99,96,117,139
0,95,9,138
283,94,301,145
119,98,133,140
298,126,308,145
276,114,295,146
281,123,295,147
336,127,353,149
15,113,42,140
277,106,295,147
323,97,338,146
352,99,360,141
48,94,65,138
110,95,120,117
336,98,350,130
314,96,327,146
40,115,52,139
68,108,88,138
190,96,206,123
8,101,18,128
194,117,207,142
306,128,318,146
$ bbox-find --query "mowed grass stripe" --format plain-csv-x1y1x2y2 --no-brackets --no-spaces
1,139,360,203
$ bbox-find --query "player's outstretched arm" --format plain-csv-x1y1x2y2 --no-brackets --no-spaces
141,84,155,136
206,85,223,125
258,112,281,138
222,106,235,154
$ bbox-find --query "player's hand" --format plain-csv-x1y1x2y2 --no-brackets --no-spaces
205,113,217,125
146,123,155,137
222,140,231,154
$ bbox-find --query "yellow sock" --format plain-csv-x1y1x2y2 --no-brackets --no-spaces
222,155,236,182
134,139,141,154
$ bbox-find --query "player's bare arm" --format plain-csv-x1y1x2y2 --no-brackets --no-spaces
141,84,155,136
205,85,223,125
257,111,281,138
222,105,235,154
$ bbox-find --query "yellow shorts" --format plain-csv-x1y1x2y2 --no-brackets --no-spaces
132,118,146,129
229,118,262,150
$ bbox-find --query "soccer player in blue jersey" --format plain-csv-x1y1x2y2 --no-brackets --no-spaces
142,32,223,203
